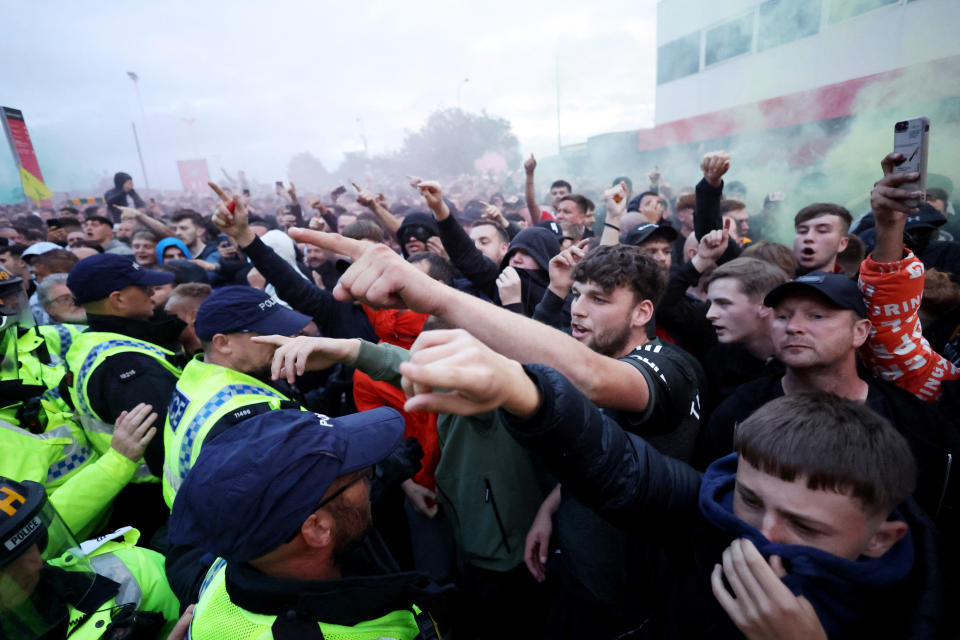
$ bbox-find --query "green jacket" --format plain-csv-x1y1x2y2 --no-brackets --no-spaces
350,340,545,572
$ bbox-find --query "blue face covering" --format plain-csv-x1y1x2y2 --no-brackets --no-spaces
699,454,914,637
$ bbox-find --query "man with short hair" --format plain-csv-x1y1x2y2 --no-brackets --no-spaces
295,228,706,636
171,209,220,263
397,339,940,637
468,220,510,265
622,222,678,275
161,285,309,509
555,194,593,237
131,229,159,267
720,199,750,245
63,253,185,536
699,271,957,527
704,257,788,360
35,271,87,362
83,215,133,255
0,244,31,287
168,408,446,639
25,247,78,324
66,253,184,481
793,203,852,274
163,282,213,356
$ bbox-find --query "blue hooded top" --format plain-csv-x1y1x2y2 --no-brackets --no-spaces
699,453,915,638
156,237,192,264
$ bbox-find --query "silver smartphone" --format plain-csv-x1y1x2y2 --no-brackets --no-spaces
892,117,930,208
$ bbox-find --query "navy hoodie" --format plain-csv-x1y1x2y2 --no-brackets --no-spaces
699,454,915,638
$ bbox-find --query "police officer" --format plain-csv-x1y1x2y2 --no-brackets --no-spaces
64,254,184,537
1,403,157,541
162,286,311,509
63,254,182,471
169,409,447,639
0,477,180,639
0,268,70,433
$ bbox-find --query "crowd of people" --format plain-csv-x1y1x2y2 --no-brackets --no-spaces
1,143,959,639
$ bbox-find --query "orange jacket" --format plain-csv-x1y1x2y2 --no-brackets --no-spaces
858,251,960,402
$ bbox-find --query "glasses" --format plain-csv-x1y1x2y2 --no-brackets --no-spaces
50,294,75,306
283,467,374,543
316,467,373,510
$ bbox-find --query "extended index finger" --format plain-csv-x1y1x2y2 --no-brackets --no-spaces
287,227,370,259
208,182,229,203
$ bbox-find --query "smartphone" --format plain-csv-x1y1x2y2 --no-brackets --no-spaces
331,185,347,198
275,181,284,188
242,188,250,197
892,117,929,208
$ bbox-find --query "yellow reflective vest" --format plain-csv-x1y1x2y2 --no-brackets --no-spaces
162,356,297,509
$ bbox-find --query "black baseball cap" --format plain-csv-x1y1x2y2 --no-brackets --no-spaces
83,215,114,226
169,408,404,562
622,222,678,246
764,272,866,318
67,254,175,304
194,285,311,341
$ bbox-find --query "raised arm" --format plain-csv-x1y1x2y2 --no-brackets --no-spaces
354,182,402,235
118,206,171,239
858,153,960,401
415,178,500,292
288,227,654,414
523,154,539,226
599,182,628,246
397,330,703,528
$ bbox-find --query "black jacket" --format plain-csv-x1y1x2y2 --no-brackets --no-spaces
500,227,561,317
502,364,949,639
656,261,716,358
436,215,501,300
694,178,740,263
242,235,377,343
104,171,145,221
66,312,186,476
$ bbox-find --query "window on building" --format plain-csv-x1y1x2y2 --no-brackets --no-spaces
657,32,701,84
829,0,898,24
758,0,821,51
705,13,754,66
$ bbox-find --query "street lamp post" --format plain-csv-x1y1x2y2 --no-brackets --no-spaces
126,71,150,188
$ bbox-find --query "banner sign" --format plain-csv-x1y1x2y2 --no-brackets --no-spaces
177,159,211,193
1,106,52,205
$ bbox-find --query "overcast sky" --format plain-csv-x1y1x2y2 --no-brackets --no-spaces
0,0,656,199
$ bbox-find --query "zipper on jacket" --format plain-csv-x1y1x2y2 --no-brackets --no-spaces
484,478,511,554
936,452,952,520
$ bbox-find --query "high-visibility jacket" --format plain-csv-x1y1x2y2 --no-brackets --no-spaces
0,417,139,539
190,559,426,640
162,357,297,509
42,527,181,640
36,323,85,363
64,331,181,482
0,327,70,430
